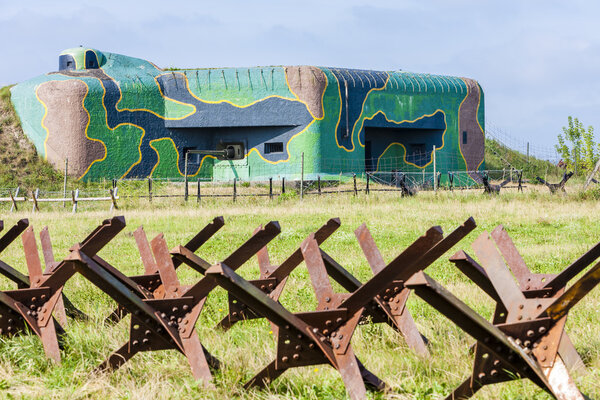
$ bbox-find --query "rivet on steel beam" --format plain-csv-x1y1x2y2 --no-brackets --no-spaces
31,297,36,302
325,297,331,303
394,286,400,292
281,356,289,363
142,338,149,344
145,330,151,336
540,355,547,362
172,307,178,313
518,315,523,320
335,344,340,349
293,354,300,360
490,370,498,377
40,295,46,300
325,320,332,326
182,305,189,311
336,318,343,323
308,343,315,349
539,327,547,334
132,340,139,346
543,345,548,350
297,334,302,340
295,345,301,351
523,341,531,348
478,373,486,379
518,304,524,309
338,334,343,340
285,325,290,330
527,330,535,337
493,360,500,366
29,304,35,310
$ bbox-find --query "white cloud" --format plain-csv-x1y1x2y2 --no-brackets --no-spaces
1,0,599,146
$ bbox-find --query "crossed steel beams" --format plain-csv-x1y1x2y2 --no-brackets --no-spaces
104,216,226,324
202,218,476,399
174,218,450,357
405,228,600,399
63,218,281,385
0,217,122,362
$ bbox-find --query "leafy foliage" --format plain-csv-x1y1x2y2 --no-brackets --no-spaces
556,116,599,174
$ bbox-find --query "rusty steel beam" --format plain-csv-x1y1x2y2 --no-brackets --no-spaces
0,217,125,363
416,227,597,399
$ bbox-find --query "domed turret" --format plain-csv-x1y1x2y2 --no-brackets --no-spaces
58,47,106,71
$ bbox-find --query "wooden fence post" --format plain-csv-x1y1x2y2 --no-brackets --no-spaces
71,189,79,213
32,188,39,213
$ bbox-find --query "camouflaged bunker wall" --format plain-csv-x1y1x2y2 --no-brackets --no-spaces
10,48,485,181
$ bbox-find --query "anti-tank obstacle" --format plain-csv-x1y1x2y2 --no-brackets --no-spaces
0,215,598,399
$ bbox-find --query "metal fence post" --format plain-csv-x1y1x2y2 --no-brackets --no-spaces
353,173,357,196
63,158,68,208
233,178,237,202
148,178,153,203
184,151,189,201
300,152,304,200
269,177,273,200
432,145,437,192
366,174,370,194
197,178,201,203
281,177,285,194
318,176,321,195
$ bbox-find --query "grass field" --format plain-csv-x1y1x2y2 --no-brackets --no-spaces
1,189,600,399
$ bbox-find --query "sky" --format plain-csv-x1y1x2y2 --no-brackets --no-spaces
1,0,598,157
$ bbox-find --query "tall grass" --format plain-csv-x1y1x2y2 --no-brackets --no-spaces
0,165,599,399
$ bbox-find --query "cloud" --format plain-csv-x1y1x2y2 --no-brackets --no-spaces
2,0,599,147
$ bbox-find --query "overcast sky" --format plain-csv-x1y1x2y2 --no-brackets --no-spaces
1,0,598,155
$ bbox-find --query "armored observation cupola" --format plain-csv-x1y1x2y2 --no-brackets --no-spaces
58,47,106,71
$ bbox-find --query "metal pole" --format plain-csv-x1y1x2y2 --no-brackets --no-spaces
148,178,153,202
197,178,201,203
300,152,304,200
184,151,189,201
269,177,273,200
353,173,357,196
366,174,370,194
432,145,437,192
282,177,285,194
233,178,237,202
318,176,321,195
63,158,68,208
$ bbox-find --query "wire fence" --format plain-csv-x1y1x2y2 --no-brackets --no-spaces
485,121,561,163
0,167,529,213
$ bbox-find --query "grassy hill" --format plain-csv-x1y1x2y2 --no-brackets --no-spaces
484,137,563,180
0,85,64,190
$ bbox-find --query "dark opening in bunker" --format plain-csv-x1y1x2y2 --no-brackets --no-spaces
363,111,446,171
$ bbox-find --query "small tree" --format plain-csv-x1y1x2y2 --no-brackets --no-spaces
556,116,598,174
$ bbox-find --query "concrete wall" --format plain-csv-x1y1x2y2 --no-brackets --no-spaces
10,48,485,181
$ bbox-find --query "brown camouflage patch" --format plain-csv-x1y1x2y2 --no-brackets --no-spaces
459,78,485,175
37,80,105,177
285,66,326,119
